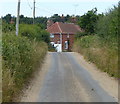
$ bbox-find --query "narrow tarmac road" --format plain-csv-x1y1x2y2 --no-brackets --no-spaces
36,52,117,102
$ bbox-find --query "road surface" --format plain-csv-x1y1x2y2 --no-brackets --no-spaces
35,52,117,102
20,52,118,102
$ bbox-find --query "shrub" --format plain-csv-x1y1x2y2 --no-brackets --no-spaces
19,24,50,43
48,44,56,52
75,32,88,39
73,4,118,78
2,22,15,33
36,30,50,43
73,35,118,78
2,32,48,102
96,6,118,42
78,8,98,33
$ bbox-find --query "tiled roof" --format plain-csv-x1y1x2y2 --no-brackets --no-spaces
47,22,82,34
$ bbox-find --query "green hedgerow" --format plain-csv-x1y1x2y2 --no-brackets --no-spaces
2,32,48,102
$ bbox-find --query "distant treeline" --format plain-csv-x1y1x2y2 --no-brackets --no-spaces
2,14,79,29
2,14,48,29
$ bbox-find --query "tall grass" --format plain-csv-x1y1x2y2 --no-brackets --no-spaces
2,32,48,102
73,5,118,78
73,35,118,78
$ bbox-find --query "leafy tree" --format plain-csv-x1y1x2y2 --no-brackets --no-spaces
50,14,62,22
19,24,50,44
35,17,47,29
75,32,88,39
37,30,50,43
78,8,98,33
64,14,70,22
20,15,24,19
96,5,118,42
3,14,12,23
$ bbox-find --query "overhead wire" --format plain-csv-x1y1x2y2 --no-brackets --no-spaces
26,1,69,17
36,3,68,15
26,0,33,17
26,0,33,10
35,6,55,14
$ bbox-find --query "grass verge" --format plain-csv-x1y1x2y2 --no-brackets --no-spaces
73,35,118,78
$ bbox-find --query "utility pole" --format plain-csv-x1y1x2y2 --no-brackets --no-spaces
16,0,21,36
33,0,35,24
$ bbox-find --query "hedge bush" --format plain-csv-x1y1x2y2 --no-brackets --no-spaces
19,24,50,43
73,5,118,78
73,35,118,78
2,32,48,102
75,32,88,39
96,6,118,43
2,21,15,33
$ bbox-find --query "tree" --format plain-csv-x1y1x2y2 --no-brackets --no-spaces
78,8,98,33
50,14,61,22
20,15,24,19
96,5,118,41
39,30,50,44
3,14,12,23
64,14,71,22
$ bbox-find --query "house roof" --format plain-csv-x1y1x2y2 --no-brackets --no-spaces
47,22,82,34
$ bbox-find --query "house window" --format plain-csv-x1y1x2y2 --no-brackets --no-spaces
67,34,69,38
65,41,68,49
50,33,54,38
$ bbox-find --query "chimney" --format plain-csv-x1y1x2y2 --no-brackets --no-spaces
61,14,65,23
70,16,77,24
47,19,54,29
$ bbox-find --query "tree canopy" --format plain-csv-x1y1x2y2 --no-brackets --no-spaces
78,8,98,34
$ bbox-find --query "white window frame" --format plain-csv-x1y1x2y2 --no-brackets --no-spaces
67,34,69,38
50,33,54,38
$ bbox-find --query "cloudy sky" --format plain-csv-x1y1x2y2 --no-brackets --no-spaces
0,0,118,17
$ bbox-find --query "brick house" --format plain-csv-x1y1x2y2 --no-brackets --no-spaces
47,22,82,52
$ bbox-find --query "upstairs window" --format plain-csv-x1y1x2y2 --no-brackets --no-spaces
50,33,54,38
67,34,69,38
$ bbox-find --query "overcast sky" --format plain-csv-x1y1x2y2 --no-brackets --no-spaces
0,0,118,17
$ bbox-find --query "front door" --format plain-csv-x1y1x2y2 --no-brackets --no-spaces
65,41,68,50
